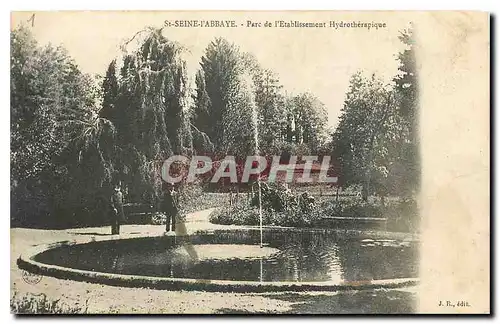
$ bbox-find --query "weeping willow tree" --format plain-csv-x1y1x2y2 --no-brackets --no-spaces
11,26,215,227
101,27,199,203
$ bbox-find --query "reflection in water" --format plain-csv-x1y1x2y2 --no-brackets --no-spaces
326,245,342,283
35,229,418,283
259,258,263,283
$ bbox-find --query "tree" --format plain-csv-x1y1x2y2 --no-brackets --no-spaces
99,60,118,121
289,93,328,153
11,26,71,185
11,25,112,226
393,26,420,196
194,39,330,161
195,38,255,157
332,73,401,201
103,28,193,201
191,69,214,153
249,63,286,153
332,27,419,202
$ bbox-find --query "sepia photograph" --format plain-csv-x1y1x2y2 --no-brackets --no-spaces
9,11,490,315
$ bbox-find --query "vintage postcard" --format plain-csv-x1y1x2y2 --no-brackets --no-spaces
10,11,490,314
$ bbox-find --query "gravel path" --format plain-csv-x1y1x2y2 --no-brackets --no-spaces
11,208,418,314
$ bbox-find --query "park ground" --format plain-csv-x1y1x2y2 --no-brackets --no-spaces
11,208,418,314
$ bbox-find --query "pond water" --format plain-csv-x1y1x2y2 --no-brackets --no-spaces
34,229,418,283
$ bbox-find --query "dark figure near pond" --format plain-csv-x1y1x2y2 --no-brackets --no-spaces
110,182,126,235
161,182,179,232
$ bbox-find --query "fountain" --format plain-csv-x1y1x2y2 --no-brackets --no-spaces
16,31,419,293
17,228,419,292
249,80,264,248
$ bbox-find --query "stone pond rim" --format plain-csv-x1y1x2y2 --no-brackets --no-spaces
17,230,419,293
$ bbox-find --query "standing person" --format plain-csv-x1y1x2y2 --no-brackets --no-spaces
161,182,178,232
110,181,126,235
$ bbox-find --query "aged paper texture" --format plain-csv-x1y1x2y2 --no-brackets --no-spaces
10,11,489,314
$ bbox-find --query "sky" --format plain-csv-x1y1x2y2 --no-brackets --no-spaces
11,11,411,129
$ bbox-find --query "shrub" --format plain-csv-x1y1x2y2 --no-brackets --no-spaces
250,183,294,212
342,200,381,218
177,185,229,214
210,183,321,228
151,212,167,225
385,198,419,232
210,189,418,232
209,201,260,226
11,292,87,314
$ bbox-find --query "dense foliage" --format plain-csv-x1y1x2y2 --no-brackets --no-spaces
11,292,87,314
191,38,329,158
11,26,330,227
331,27,419,201
11,24,418,230
11,26,107,227
210,185,418,232
210,183,321,228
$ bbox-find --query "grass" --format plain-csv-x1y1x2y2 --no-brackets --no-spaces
11,291,88,314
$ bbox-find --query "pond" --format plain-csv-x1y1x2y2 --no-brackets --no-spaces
34,229,418,283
